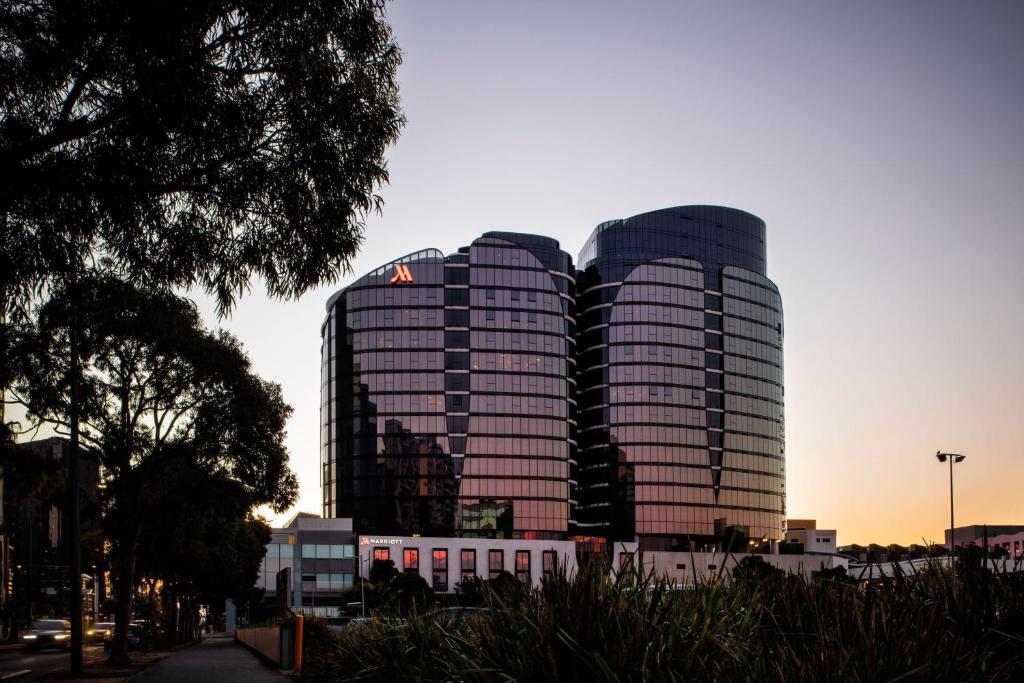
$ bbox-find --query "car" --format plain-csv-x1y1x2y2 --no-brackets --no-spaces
87,621,116,642
21,619,72,650
102,623,145,652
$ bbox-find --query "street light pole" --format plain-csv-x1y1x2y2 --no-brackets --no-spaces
935,451,966,573
360,556,367,618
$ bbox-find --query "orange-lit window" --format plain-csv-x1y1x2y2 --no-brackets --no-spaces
373,547,390,562
403,548,419,572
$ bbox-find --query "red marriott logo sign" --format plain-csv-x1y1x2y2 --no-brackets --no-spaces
389,264,413,283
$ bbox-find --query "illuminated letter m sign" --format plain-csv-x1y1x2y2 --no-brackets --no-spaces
389,264,413,283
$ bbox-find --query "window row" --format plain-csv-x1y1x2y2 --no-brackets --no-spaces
610,304,704,327
298,544,356,559
458,478,567,499
615,283,703,308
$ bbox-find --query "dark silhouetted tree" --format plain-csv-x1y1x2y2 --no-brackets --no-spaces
11,276,297,661
1,0,404,316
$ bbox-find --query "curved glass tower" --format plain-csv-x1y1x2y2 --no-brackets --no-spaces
321,233,576,539
575,206,785,550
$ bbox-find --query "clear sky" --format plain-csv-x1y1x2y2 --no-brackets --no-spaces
184,0,1024,546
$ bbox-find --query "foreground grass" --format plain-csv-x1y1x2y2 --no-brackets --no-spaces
301,559,1024,682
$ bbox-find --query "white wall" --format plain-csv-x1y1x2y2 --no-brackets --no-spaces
609,542,849,586
356,535,578,592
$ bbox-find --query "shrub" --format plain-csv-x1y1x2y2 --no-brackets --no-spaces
300,559,1024,682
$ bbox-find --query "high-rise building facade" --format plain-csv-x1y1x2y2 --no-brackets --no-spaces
321,206,785,552
576,206,785,550
321,233,576,539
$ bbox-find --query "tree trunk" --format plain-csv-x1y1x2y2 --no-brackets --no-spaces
107,515,140,665
68,297,83,675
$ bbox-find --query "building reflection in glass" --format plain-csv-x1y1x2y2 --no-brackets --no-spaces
322,236,576,540
576,206,785,550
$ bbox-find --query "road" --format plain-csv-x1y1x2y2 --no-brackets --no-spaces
0,641,106,680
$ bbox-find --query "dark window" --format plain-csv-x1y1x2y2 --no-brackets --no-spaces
489,549,504,579
511,291,521,301
447,415,468,434
528,291,537,302
707,412,723,429
704,312,722,331
374,547,390,562
445,352,469,370
445,330,469,348
445,289,469,306
445,268,469,285
705,332,723,350
528,312,537,323
707,392,724,409
706,352,722,370
708,431,724,448
445,373,469,391
515,550,530,583
542,550,557,574
705,372,723,390
461,549,476,584
486,310,496,321
404,548,419,572
445,309,469,327
446,395,467,413
704,293,721,310
486,289,495,300
432,549,448,592
511,311,520,322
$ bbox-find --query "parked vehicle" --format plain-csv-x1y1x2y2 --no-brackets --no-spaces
21,619,72,650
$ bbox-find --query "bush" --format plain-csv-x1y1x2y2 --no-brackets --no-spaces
300,559,1024,682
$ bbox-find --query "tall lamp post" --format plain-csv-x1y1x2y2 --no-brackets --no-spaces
935,451,966,572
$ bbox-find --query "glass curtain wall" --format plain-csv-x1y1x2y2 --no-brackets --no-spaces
576,206,785,550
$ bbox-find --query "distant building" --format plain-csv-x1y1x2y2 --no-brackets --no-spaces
2,437,100,624
945,525,1024,549
255,513,356,618
783,520,836,555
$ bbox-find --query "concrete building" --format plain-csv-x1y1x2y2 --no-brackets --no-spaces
783,520,837,555
945,525,1024,549
610,542,848,586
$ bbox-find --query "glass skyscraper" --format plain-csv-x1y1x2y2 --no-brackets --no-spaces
322,206,785,551
321,233,576,539
576,206,785,549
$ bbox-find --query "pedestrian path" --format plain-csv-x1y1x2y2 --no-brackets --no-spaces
132,634,287,683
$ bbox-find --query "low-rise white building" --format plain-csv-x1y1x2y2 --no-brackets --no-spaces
610,542,849,586
784,521,837,555
356,535,578,593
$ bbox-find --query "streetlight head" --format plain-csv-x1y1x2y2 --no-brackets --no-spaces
954,454,966,463
936,451,947,462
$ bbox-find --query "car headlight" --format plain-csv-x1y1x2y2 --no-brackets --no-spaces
53,634,69,640
22,634,37,640
87,630,95,635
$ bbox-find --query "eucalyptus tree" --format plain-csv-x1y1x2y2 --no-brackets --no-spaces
1,0,402,667
12,276,297,661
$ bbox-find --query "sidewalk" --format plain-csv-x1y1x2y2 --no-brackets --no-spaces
131,635,288,683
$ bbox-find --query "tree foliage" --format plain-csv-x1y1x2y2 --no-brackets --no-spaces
10,275,296,657
1,0,404,315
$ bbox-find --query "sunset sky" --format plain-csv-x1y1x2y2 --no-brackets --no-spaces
32,1,1023,546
